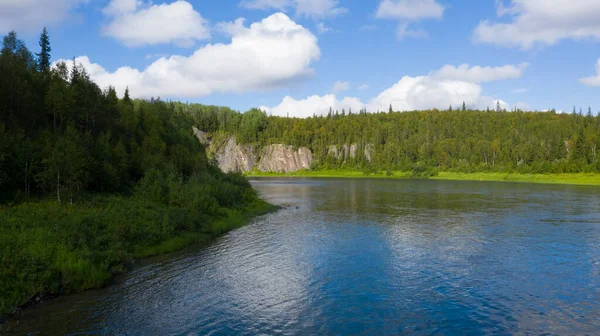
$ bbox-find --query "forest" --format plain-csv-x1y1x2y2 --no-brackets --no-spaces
183,102,600,176
0,30,272,315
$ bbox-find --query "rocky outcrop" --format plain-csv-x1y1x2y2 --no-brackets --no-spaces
364,144,374,162
327,143,372,162
258,145,313,173
328,145,339,159
193,127,211,146
194,128,313,173
214,137,257,173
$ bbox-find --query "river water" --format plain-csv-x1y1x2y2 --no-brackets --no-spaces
2,178,600,335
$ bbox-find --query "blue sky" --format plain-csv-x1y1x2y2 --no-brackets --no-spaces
3,0,600,116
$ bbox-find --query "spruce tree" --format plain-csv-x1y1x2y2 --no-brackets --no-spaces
462,101,466,112
36,27,51,73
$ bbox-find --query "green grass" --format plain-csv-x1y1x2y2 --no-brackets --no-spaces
245,169,600,186
0,196,277,316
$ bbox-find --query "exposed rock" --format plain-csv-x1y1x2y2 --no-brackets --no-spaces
364,144,374,162
328,145,339,159
214,137,257,173
349,144,357,159
193,127,211,146
258,145,313,173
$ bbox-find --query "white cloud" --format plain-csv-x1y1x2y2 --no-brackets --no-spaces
103,0,210,47
473,0,600,49
376,0,445,40
215,18,248,36
261,95,364,117
261,63,525,117
55,13,320,98
0,0,88,33
316,22,331,34
376,0,444,20
580,58,600,86
332,81,350,93
431,63,528,83
396,23,429,39
241,0,347,19
358,84,369,90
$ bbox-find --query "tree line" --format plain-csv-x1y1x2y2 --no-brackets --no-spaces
0,29,259,205
185,102,600,174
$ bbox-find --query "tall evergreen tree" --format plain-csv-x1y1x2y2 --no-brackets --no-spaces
36,27,51,73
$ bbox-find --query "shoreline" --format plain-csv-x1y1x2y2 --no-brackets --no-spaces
0,199,280,319
245,171,600,186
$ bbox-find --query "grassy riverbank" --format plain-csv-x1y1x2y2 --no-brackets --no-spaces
245,170,600,186
0,195,277,316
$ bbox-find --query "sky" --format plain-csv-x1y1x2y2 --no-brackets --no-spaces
3,0,600,117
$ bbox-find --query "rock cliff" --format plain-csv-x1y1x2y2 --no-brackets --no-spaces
258,145,313,173
194,128,313,173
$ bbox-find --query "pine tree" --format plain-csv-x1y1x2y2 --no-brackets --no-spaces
573,106,577,114
496,101,501,112
36,27,51,73
462,101,466,112
389,104,393,114
449,105,452,112
123,87,131,102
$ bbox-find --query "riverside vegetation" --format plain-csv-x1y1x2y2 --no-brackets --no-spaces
179,100,600,185
0,30,275,315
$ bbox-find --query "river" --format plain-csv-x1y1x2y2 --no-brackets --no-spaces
2,178,600,335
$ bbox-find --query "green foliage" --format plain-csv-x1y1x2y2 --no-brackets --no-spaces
0,29,271,315
189,105,600,175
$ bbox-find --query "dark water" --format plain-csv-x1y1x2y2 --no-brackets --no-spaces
3,178,600,335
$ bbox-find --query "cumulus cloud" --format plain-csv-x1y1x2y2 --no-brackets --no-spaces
261,95,364,118
55,13,320,98
241,0,347,19
473,0,600,49
431,63,529,83
376,0,445,40
261,63,524,117
376,0,444,20
331,81,350,93
316,22,332,34
102,0,210,47
580,59,600,86
0,0,88,33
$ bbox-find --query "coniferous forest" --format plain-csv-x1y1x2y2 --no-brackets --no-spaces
184,104,600,176
0,30,272,315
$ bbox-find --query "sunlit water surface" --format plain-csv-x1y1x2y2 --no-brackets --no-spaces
2,178,600,335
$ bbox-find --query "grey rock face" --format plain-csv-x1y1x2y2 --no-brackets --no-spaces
349,144,357,159
328,145,339,159
258,145,313,173
193,127,211,146
364,144,374,162
192,128,313,173
214,137,257,173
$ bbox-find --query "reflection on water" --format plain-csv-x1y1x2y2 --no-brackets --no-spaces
3,178,600,335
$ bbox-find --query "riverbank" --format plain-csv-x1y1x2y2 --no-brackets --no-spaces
0,196,278,316
245,170,600,186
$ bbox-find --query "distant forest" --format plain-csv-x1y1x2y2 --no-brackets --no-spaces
184,104,600,174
